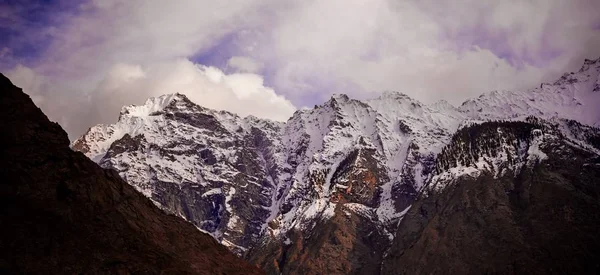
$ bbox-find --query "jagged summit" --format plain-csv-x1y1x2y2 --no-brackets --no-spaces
119,93,186,117
0,73,261,274
459,57,600,126
378,91,412,100
70,57,600,274
104,55,600,137
329,93,351,102
583,56,600,65
116,92,228,119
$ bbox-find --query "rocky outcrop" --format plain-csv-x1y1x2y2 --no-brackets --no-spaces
249,144,393,275
71,58,600,274
71,89,454,264
0,74,262,274
382,121,600,274
249,204,390,275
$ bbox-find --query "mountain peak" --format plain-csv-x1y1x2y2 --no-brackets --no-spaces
324,93,352,110
579,56,600,73
379,91,411,99
118,93,196,118
430,99,458,112
329,93,350,102
331,93,349,99
583,57,600,65
66,57,600,273
0,73,262,274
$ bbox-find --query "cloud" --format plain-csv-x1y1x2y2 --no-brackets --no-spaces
249,0,600,105
5,64,84,133
2,0,599,139
33,0,275,79
227,56,263,73
6,64,47,106
7,59,296,138
92,59,295,123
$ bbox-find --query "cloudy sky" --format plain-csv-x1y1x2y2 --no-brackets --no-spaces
1,0,600,139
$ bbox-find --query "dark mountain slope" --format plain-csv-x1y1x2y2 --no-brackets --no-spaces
382,121,600,274
0,74,262,274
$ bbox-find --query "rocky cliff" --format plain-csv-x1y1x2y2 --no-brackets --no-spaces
72,58,600,274
0,73,262,274
382,120,600,274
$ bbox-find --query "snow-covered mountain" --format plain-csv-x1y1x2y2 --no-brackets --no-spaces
459,58,600,126
74,93,286,254
382,118,600,274
72,57,600,273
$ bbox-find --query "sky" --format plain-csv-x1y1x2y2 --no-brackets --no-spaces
1,0,600,139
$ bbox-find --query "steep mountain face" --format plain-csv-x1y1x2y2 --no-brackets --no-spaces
382,119,600,274
73,93,288,254
247,93,464,274
73,58,600,274
0,74,261,274
72,90,464,263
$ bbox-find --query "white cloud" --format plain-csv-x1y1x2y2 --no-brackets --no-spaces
5,64,85,133
3,0,600,138
6,64,45,103
6,59,296,139
91,59,296,125
227,56,263,73
36,0,275,79
255,0,600,105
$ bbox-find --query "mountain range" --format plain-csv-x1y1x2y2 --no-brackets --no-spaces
69,57,600,274
67,57,600,274
3,58,598,274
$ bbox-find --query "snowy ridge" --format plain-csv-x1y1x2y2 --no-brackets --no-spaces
72,93,182,161
120,93,180,117
459,57,600,126
72,58,600,255
75,92,287,255
429,123,546,193
427,117,599,193
266,92,465,238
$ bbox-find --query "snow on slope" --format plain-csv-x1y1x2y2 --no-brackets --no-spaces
460,58,600,126
72,94,180,162
74,92,289,254
258,91,468,238
73,57,600,254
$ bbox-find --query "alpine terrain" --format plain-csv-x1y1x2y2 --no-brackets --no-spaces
0,74,262,274
72,58,600,274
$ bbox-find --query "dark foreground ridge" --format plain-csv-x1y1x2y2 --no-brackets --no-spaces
0,73,262,274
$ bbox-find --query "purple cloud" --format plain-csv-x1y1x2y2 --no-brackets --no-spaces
190,32,243,71
3,0,600,138
0,0,86,70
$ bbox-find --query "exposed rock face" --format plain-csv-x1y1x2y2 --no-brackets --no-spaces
383,120,600,274
250,204,391,275
72,90,460,263
0,74,262,274
249,144,393,274
72,58,600,274
73,93,287,255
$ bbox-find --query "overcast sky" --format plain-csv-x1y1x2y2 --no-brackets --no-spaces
1,0,600,139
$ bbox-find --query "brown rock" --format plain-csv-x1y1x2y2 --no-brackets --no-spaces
249,205,390,275
0,74,263,274
382,122,600,275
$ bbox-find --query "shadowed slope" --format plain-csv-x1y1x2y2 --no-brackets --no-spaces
382,121,600,274
0,73,263,274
